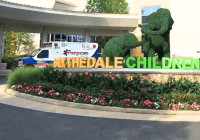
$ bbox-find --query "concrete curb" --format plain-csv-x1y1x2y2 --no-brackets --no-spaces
5,88,200,115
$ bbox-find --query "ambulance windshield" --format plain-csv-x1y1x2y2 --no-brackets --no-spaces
29,49,41,57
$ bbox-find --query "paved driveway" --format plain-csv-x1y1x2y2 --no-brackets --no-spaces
1,102,200,140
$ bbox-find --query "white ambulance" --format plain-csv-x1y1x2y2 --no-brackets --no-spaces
13,42,98,69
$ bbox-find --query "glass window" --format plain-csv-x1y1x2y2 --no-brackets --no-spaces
78,35,84,42
55,34,61,41
142,7,151,15
29,49,41,57
142,16,148,24
73,35,77,42
68,35,72,42
62,35,67,41
37,50,49,58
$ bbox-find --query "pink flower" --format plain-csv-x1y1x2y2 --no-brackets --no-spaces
109,71,112,74
102,103,104,105
164,96,165,99
185,108,188,110
110,76,115,81
169,81,172,84
144,76,147,80
69,73,72,76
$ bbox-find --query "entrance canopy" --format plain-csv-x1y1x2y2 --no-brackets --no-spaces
0,1,139,36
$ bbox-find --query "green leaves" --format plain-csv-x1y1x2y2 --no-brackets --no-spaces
3,31,33,55
85,0,128,14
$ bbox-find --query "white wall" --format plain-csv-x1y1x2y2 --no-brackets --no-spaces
169,0,200,50
3,0,55,8
65,0,87,11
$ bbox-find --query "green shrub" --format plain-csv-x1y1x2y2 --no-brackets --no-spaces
7,66,42,88
1,54,28,69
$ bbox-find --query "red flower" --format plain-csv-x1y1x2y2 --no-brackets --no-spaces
109,71,112,74
85,72,89,76
144,76,147,80
164,96,165,99
140,101,143,103
130,91,134,94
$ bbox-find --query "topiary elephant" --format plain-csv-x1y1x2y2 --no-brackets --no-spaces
102,32,146,66
138,8,174,60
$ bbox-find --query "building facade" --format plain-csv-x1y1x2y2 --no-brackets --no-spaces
0,0,200,59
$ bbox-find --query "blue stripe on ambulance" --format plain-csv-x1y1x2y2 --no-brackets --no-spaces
22,57,53,65
22,57,37,64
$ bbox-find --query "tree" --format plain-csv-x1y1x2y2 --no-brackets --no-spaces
3,31,33,55
85,0,129,52
85,0,129,14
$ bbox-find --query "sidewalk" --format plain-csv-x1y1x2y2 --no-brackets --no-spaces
1,84,200,122
0,70,12,76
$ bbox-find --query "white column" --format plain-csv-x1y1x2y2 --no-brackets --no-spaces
42,26,48,43
84,29,90,42
0,23,3,69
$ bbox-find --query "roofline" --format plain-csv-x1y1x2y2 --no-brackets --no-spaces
0,1,138,18
55,0,76,7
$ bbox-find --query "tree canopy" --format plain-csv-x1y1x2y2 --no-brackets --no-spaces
3,31,33,55
85,0,129,14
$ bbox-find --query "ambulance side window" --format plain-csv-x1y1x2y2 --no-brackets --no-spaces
37,50,49,58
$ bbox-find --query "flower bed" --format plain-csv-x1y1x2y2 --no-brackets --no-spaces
11,82,200,111
7,65,200,111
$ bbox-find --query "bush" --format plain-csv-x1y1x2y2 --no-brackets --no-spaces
1,54,28,69
7,66,42,88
